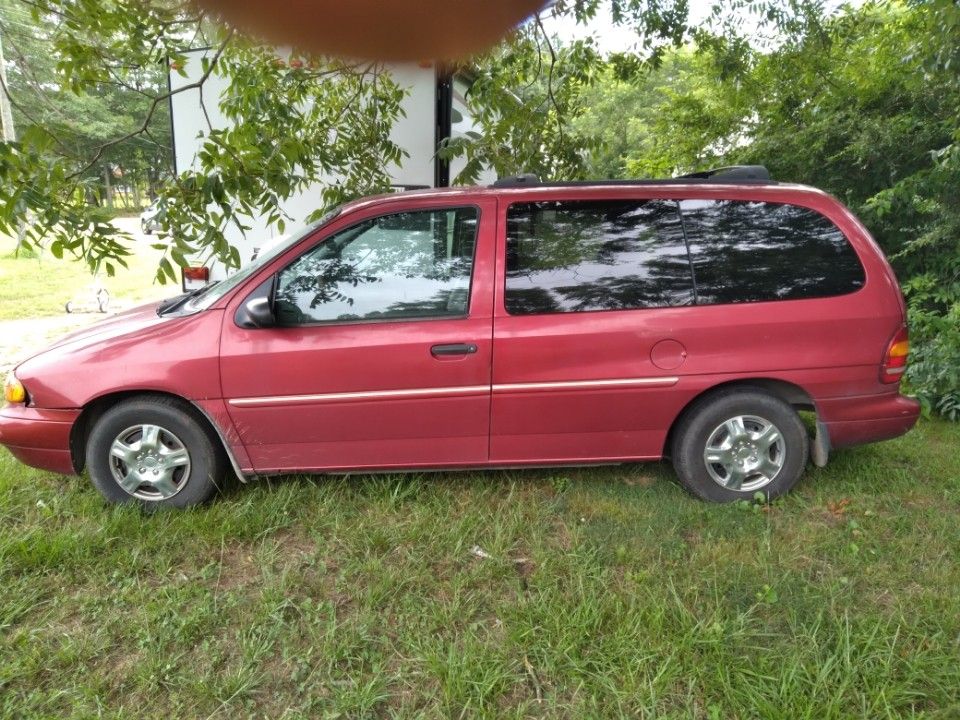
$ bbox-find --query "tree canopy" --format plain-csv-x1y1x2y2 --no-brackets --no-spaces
0,0,958,413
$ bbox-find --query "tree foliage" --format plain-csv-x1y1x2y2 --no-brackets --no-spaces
0,0,406,280
567,1,960,414
157,46,406,283
0,0,957,412
441,27,605,184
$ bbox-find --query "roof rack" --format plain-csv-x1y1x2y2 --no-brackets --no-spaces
677,165,771,182
491,173,542,188
490,165,773,188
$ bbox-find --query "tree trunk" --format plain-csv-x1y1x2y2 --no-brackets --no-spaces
117,164,128,209
103,165,114,209
132,170,142,209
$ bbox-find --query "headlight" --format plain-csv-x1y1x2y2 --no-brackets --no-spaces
3,372,26,404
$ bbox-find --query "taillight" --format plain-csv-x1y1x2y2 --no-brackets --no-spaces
880,326,910,384
183,266,210,282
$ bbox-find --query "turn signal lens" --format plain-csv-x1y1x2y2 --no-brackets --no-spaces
3,373,26,404
880,327,910,384
889,339,910,358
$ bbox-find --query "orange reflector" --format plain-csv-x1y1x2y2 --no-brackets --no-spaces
4,373,26,404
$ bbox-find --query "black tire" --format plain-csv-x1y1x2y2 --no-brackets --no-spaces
671,389,809,502
86,396,227,508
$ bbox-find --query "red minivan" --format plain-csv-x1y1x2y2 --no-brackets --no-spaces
0,167,920,507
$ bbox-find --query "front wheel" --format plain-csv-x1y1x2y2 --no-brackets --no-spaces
671,389,809,502
86,397,226,508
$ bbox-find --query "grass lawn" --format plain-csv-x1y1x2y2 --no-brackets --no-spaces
0,227,168,321
1,419,958,718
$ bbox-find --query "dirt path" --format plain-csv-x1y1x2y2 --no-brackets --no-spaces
0,313,103,376
0,217,165,376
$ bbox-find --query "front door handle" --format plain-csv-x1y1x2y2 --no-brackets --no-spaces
431,343,478,357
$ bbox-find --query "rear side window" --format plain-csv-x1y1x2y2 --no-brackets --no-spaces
679,199,865,304
505,200,694,315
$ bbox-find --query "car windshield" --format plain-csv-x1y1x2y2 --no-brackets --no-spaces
183,208,342,313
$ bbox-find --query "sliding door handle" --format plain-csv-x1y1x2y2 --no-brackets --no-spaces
431,343,478,357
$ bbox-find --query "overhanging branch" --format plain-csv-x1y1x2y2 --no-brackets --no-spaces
65,30,234,181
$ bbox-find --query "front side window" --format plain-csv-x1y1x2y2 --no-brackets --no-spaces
182,207,343,314
274,207,478,325
679,199,865,304
505,200,694,315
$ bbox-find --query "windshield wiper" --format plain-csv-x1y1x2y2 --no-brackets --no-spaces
156,281,220,317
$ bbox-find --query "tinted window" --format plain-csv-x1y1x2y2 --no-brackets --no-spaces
274,207,478,324
679,199,865,304
505,200,694,315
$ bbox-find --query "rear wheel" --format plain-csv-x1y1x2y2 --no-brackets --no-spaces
671,389,809,502
86,397,226,508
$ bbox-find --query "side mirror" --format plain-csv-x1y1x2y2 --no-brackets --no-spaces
235,277,276,329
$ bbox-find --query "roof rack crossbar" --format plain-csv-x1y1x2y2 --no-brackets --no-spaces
489,165,773,189
676,165,771,182
492,173,541,188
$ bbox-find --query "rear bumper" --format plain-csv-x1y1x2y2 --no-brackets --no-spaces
0,405,80,475
818,392,920,449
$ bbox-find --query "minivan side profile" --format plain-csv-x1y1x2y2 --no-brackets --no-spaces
0,167,920,507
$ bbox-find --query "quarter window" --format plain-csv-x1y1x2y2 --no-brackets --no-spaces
505,200,694,315
274,207,478,325
679,199,865,304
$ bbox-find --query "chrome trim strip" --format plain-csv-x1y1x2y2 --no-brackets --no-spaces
228,384,490,407
493,377,679,393
227,376,679,408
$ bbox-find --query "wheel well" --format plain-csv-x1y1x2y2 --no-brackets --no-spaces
69,390,227,474
662,379,816,458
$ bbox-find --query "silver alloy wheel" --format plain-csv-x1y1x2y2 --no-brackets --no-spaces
703,414,786,492
108,424,191,501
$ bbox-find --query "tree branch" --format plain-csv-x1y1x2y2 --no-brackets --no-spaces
65,30,234,181
0,51,77,156
535,14,566,147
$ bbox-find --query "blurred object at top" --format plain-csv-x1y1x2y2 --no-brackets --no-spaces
194,0,548,60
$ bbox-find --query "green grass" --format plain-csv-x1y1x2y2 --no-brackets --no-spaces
0,233,168,321
1,420,959,718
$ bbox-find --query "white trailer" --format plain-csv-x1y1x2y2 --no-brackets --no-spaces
168,49,491,289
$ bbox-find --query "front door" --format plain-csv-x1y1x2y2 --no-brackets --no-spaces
220,199,496,473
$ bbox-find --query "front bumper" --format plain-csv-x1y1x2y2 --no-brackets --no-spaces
818,392,921,449
0,405,80,475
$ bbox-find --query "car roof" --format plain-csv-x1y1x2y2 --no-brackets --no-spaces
337,166,836,213
339,180,829,215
